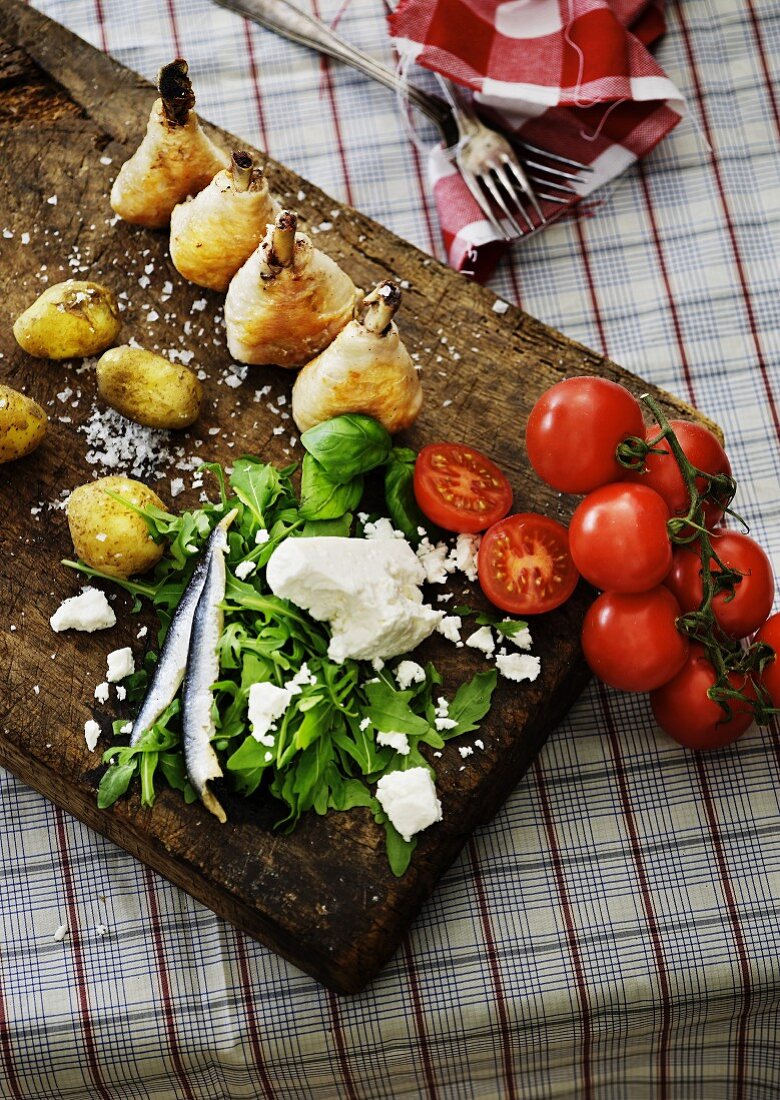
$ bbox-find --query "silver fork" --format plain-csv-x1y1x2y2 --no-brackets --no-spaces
213,0,592,239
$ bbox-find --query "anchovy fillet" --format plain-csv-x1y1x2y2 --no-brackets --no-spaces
182,509,237,822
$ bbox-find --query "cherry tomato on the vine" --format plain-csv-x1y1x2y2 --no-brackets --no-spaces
664,531,775,639
753,613,780,707
626,420,732,529
581,586,689,692
649,644,757,750
413,442,513,533
525,376,645,494
477,513,579,615
569,483,672,593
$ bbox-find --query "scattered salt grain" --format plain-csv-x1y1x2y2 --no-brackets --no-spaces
46,195,58,206
20,232,30,245
492,300,509,314
170,478,185,498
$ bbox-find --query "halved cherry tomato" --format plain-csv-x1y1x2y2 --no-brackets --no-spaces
413,442,513,534
581,586,688,692
525,376,645,494
569,483,672,593
477,513,579,614
664,531,775,639
649,644,756,750
626,420,732,529
754,613,780,706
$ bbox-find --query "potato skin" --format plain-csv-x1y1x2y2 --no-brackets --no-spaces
13,281,121,359
96,346,203,429
0,385,47,464
67,476,167,578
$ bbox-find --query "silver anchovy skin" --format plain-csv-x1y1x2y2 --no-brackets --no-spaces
182,509,237,822
128,550,211,748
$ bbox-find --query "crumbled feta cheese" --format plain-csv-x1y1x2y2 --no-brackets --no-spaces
434,696,458,731
235,560,256,581
437,615,463,645
116,686,127,701
84,720,101,752
466,626,495,656
266,537,443,662
474,739,484,750
371,656,385,671
495,652,541,682
459,745,474,758
375,768,442,842
53,923,68,941
359,716,371,732
248,681,291,745
394,660,426,690
452,533,481,582
94,682,110,704
95,924,109,936
363,516,403,541
376,731,410,756
288,663,317,692
50,588,116,633
137,626,148,639
416,536,455,584
106,647,134,683
504,626,533,651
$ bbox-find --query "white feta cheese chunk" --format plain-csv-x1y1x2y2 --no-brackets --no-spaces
266,537,443,662
255,529,270,545
106,647,134,683
394,660,426,691
363,516,403,540
248,681,291,745
496,652,541,682
451,533,481,582
376,731,410,756
437,615,463,645
504,626,533,651
94,682,110,704
416,537,455,584
375,767,442,842
466,625,495,656
235,560,256,581
434,695,457,731
84,720,101,752
50,587,116,633
459,745,474,758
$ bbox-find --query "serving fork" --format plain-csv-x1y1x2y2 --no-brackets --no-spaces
214,0,593,240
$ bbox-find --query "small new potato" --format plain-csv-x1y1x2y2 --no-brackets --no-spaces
96,346,203,429
0,384,47,464
13,281,121,359
67,476,167,578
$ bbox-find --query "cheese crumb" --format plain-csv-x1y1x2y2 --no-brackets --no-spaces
394,660,426,690
466,626,495,656
437,615,463,645
235,560,256,581
375,767,442,842
495,652,541,682
84,720,101,752
434,696,457,731
459,745,474,758
255,529,271,546
451,533,481,582
376,731,410,756
106,647,134,683
504,626,533,651
94,682,110,704
53,923,68,942
50,588,116,633
248,681,291,745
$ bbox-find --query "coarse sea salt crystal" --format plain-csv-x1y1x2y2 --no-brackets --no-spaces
492,300,509,314
170,478,185,498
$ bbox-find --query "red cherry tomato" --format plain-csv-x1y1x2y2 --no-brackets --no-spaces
413,442,513,534
525,377,645,494
581,587,689,692
664,531,775,639
569,483,672,593
626,420,732,529
650,644,757,750
477,513,579,614
753,613,780,707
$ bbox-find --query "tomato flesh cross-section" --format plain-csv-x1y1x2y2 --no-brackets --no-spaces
413,442,513,533
477,513,579,615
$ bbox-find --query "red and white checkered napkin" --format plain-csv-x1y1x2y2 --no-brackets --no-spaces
388,0,685,280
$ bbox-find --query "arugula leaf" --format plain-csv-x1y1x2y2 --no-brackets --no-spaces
385,821,416,877
363,681,431,737
301,414,392,483
230,457,290,526
329,778,376,812
299,454,363,521
226,735,272,796
302,514,353,538
383,447,429,543
97,761,138,809
444,670,498,739
495,619,530,639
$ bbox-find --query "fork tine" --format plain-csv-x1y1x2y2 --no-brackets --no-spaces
516,141,595,172
535,192,571,204
461,169,511,241
500,156,546,226
523,159,583,183
526,174,579,195
482,170,530,235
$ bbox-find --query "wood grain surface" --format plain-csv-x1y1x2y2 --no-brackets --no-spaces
0,1,713,993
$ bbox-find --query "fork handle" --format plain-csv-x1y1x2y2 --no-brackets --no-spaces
213,0,456,142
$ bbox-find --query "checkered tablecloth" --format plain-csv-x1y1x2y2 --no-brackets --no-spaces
3,0,780,1096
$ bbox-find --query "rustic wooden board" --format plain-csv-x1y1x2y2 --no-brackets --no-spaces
0,2,712,994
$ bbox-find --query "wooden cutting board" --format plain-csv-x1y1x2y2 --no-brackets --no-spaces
0,2,712,994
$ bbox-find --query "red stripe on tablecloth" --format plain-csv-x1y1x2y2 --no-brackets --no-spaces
234,932,276,1099
243,20,272,154
309,0,355,205
143,869,197,1100
693,758,752,1100
744,0,780,141
53,809,113,1100
92,0,109,54
534,761,593,1099
165,0,184,60
402,938,439,1098
466,839,517,1100
574,219,609,357
327,991,358,1099
597,685,671,1098
0,958,22,1100
674,0,780,446
636,162,695,406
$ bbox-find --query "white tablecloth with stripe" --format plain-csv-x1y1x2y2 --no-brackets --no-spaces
3,0,780,1096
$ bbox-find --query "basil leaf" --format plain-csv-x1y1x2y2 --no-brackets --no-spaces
301,414,392,483
302,514,353,538
97,761,137,809
444,670,498,739
299,454,363,521
384,447,428,544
